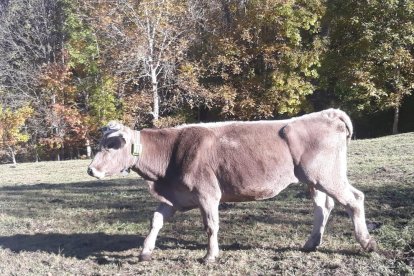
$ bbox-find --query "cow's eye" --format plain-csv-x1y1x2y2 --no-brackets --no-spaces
105,136,125,150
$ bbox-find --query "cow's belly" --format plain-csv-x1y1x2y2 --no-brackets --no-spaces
148,160,298,209
148,180,199,211
219,167,298,202
171,189,200,211
215,134,298,202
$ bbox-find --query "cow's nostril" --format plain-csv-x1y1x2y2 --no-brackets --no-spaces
87,167,93,176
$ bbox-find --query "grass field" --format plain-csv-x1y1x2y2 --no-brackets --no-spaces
0,133,413,275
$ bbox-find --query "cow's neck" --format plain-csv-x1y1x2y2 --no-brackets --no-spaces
132,128,177,181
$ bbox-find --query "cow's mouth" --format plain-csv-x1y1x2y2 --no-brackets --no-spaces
121,168,130,176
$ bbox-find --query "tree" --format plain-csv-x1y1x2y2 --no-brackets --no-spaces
319,0,414,134
88,76,122,125
0,104,33,164
36,61,77,160
0,0,70,160
0,0,65,105
64,0,120,155
87,0,199,124
188,0,326,119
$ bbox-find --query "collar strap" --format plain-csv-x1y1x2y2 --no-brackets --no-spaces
131,131,142,156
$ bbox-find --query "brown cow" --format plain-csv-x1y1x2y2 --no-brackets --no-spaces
87,109,377,262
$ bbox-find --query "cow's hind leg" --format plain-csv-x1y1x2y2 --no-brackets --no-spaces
199,198,220,263
139,203,176,261
321,181,377,252
303,189,335,251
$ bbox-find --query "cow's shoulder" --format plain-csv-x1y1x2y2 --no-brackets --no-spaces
176,125,218,145
173,126,218,165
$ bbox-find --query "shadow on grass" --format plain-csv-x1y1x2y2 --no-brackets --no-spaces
0,178,145,194
0,232,264,260
1,231,346,262
364,185,414,222
0,233,144,259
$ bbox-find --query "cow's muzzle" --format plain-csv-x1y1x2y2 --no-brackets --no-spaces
87,167,105,179
87,167,93,176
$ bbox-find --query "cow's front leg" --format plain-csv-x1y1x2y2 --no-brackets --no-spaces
303,189,335,251
139,203,176,261
199,198,220,263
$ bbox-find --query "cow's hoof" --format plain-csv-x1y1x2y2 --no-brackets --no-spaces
202,256,216,264
139,253,152,262
303,233,321,252
302,246,317,253
302,240,319,252
364,238,378,252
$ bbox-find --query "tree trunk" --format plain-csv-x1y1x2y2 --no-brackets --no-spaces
392,105,400,135
61,143,65,161
86,139,92,158
151,68,159,121
10,147,17,165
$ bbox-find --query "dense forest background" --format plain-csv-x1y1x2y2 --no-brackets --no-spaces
0,0,413,163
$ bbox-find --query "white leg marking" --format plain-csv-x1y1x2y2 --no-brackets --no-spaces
304,189,334,251
200,199,220,263
140,203,176,261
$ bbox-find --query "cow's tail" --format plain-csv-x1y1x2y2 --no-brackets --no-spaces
323,108,353,142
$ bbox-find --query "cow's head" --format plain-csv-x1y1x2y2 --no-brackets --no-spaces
87,121,139,179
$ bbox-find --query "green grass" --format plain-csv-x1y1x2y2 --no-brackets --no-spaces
0,133,413,275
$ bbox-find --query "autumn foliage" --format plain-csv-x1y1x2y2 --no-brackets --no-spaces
0,105,33,164
0,0,413,163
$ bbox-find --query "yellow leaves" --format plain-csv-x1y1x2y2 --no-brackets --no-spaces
241,28,254,43
179,62,200,82
213,85,238,117
391,48,414,72
195,0,324,120
269,71,314,115
0,105,34,147
89,76,121,128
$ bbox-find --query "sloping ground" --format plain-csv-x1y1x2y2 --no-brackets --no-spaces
0,133,413,275
348,133,414,271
